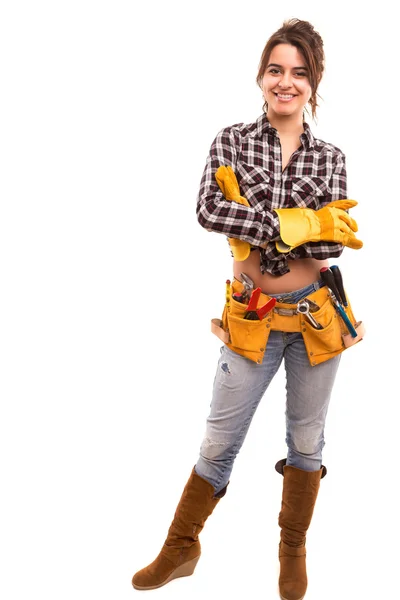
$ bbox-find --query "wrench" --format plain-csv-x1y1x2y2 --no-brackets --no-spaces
239,272,254,302
297,300,323,329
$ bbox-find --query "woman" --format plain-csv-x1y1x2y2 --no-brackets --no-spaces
132,18,362,600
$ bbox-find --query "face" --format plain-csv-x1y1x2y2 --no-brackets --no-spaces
261,44,312,119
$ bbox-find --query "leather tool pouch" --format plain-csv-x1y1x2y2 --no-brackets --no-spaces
211,278,365,366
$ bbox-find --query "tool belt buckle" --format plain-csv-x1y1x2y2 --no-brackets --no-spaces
274,307,296,316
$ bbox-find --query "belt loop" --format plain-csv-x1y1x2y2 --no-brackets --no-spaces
313,279,322,293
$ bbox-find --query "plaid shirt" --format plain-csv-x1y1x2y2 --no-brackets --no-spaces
196,113,347,276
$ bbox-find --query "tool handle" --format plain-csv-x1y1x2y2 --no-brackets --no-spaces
246,287,262,312
334,302,358,338
232,292,246,303
257,297,277,320
330,265,348,306
320,267,341,303
320,267,357,337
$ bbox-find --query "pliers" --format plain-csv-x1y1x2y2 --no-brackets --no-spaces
243,287,277,320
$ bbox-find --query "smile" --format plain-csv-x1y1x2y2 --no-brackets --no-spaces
275,93,296,101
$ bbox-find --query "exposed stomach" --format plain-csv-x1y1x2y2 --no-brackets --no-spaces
232,249,329,295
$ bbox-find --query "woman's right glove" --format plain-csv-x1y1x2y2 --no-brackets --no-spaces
274,200,363,252
215,165,251,261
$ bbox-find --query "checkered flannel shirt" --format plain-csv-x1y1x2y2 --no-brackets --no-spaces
196,113,347,276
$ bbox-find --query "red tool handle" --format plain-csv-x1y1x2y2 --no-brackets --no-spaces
257,297,277,319
246,287,262,312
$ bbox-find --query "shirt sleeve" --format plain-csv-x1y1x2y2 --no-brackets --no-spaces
196,127,281,245
291,151,348,260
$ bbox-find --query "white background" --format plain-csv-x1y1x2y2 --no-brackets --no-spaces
0,1,397,599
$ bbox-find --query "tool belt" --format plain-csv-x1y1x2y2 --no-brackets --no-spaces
211,278,365,366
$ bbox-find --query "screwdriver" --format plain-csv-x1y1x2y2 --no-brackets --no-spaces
320,267,341,302
330,265,348,306
232,292,246,303
320,267,358,338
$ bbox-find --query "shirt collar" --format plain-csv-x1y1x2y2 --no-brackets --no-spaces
300,122,315,149
255,113,275,137
255,113,315,149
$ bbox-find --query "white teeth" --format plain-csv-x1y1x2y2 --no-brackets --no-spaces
277,94,294,98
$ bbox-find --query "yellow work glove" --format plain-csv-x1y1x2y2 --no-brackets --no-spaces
215,165,251,261
274,199,363,253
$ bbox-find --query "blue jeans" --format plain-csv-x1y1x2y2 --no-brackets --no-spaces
195,280,341,495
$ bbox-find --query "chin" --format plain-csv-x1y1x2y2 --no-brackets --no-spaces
275,108,297,117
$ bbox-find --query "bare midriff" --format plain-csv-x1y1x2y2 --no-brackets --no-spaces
232,249,329,295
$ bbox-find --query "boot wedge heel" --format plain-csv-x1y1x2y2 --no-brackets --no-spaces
132,469,227,591
132,555,200,590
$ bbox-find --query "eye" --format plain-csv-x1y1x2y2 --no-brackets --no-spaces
295,71,308,77
267,68,280,75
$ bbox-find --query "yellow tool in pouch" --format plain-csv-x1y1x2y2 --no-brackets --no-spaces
211,279,365,366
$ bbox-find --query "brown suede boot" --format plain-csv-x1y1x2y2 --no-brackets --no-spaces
275,459,327,600
132,467,227,590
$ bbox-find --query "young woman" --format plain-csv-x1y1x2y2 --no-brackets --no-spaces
132,18,363,600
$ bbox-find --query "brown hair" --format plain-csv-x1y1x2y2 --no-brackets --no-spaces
256,18,325,119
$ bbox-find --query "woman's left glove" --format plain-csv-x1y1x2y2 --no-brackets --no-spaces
215,166,251,261
274,200,363,252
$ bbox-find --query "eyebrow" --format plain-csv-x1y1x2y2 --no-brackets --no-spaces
267,63,308,70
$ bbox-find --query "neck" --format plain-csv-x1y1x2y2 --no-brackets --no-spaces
266,112,305,137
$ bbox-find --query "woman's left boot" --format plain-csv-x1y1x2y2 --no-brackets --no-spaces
275,459,327,600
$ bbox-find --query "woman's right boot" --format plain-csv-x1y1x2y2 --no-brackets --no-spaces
132,467,227,590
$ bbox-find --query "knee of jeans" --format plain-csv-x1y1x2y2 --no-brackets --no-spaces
287,430,325,456
200,436,231,461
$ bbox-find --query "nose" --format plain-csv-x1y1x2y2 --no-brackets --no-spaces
278,73,293,89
